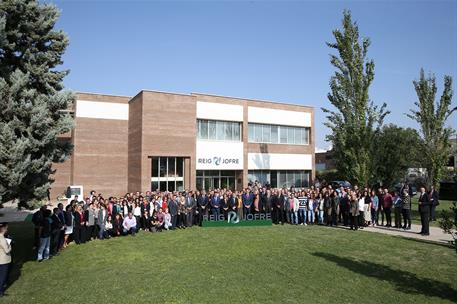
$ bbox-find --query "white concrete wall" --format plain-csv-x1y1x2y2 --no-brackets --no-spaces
196,101,244,121
248,153,312,170
76,100,129,120
248,106,311,127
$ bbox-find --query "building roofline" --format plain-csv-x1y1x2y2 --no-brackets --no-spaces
76,91,132,98
140,89,193,97
76,89,314,109
191,92,314,109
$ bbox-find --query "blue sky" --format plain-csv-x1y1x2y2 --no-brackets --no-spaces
51,0,457,149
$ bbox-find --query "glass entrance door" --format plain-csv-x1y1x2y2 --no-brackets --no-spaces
196,170,238,191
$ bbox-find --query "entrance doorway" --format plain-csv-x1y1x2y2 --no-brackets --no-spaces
196,170,238,191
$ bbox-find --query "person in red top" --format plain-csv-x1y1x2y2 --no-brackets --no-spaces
382,188,393,227
161,197,168,211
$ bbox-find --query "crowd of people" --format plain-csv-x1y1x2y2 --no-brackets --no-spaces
31,182,439,262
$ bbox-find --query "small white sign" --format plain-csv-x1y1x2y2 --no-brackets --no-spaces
196,141,244,170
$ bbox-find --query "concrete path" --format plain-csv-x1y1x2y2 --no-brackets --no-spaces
0,201,38,222
340,223,453,245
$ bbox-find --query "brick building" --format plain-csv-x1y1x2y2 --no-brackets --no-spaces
50,90,315,198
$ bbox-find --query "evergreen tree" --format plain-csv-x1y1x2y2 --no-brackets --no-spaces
408,69,456,189
323,10,389,186
0,0,74,208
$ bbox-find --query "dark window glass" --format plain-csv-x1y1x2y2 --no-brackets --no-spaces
176,157,184,177
152,157,159,177
167,181,175,192
159,157,167,177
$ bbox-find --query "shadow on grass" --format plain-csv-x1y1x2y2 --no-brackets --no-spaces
398,236,455,249
6,221,35,292
312,252,457,303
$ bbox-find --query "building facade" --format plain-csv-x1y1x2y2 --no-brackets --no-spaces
50,90,315,198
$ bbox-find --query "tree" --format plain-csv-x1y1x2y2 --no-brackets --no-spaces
0,0,74,208
408,69,456,189
439,202,457,253
323,10,389,186
372,124,422,187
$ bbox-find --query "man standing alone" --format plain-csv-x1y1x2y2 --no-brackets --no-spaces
418,187,431,236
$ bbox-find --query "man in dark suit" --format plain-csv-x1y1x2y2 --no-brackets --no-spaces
429,186,439,222
50,208,63,256
196,191,209,226
418,186,431,236
168,196,178,229
185,192,196,227
97,204,108,239
211,193,221,220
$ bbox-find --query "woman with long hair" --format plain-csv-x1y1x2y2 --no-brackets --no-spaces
63,204,74,248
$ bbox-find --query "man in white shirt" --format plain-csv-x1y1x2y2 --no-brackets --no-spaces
123,212,137,236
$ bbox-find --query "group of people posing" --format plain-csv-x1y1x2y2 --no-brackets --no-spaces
32,182,439,262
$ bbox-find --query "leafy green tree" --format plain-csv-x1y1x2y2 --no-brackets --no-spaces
0,0,74,208
408,69,456,189
439,202,457,253
323,10,389,186
372,124,422,187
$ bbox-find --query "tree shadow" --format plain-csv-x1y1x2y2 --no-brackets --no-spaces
312,252,457,302
6,221,35,291
398,236,454,250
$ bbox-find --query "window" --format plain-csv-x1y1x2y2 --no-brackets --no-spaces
295,127,301,144
271,126,278,144
249,170,310,188
262,124,270,143
302,128,310,145
233,122,241,141
196,170,237,191
254,124,262,142
199,120,208,139
151,157,185,191
216,121,224,140
209,121,216,140
248,123,310,145
248,125,254,142
288,127,294,144
197,119,241,141
280,127,288,144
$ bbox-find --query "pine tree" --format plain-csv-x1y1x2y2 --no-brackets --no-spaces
0,0,74,208
323,10,389,186
408,69,456,189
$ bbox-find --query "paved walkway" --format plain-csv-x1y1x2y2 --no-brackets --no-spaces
0,201,38,222
339,223,453,245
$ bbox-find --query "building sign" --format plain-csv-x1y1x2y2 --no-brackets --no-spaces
196,141,243,170
202,211,273,227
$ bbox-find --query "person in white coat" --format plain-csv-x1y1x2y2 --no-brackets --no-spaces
0,223,12,297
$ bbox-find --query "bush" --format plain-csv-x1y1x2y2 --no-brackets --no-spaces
439,201,457,253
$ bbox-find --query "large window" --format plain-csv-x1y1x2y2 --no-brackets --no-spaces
197,119,242,141
196,170,237,191
248,123,310,145
248,170,310,189
151,157,185,192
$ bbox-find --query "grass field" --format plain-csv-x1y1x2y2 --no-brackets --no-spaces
2,221,456,304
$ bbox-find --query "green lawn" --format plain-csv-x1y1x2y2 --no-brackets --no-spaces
3,222,457,304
